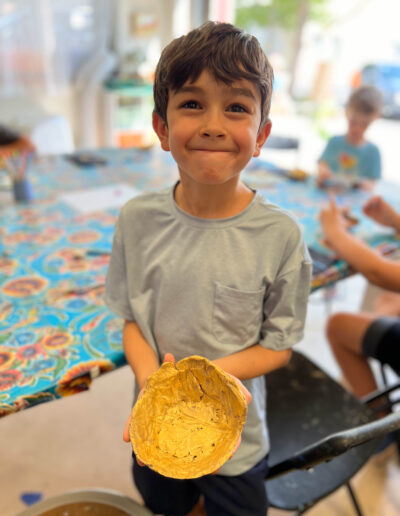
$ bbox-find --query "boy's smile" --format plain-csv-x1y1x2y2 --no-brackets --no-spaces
153,70,271,190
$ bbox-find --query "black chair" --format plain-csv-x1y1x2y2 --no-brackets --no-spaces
363,364,400,454
265,350,400,515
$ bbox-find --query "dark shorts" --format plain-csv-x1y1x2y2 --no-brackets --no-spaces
362,316,400,374
132,452,269,516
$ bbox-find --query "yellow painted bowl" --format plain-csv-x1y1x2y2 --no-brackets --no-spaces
129,355,247,479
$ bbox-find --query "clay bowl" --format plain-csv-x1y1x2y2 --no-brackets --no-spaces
129,355,247,479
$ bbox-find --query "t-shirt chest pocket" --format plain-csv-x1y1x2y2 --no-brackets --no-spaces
212,282,265,346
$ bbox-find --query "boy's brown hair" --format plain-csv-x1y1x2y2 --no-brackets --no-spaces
347,85,383,116
153,21,274,128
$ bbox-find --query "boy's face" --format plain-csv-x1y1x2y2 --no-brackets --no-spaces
153,69,271,187
345,107,377,144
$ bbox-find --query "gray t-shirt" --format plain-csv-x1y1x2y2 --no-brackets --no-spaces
105,183,312,475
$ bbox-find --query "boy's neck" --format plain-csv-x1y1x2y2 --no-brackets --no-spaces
346,133,365,146
174,180,255,219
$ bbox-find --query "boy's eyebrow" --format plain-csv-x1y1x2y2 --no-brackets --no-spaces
176,85,203,95
230,87,257,101
176,85,257,101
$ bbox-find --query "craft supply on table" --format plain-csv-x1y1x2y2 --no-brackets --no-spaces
1,150,35,203
12,178,33,203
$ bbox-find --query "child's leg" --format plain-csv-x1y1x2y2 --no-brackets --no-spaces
132,453,201,516
194,455,269,516
186,497,206,516
326,312,377,397
373,291,400,316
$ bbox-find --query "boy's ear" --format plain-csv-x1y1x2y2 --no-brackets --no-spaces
253,120,272,157
152,112,170,151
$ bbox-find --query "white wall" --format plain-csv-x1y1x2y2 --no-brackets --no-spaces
294,0,400,101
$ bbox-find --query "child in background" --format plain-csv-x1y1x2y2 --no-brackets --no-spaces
319,195,400,402
317,86,383,189
0,124,36,158
105,21,311,516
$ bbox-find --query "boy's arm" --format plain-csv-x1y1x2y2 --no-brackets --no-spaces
123,320,160,390
215,224,311,380
122,320,160,446
363,195,400,231
320,197,400,291
213,344,291,380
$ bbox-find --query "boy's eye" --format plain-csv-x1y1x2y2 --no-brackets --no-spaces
228,104,248,113
181,100,200,109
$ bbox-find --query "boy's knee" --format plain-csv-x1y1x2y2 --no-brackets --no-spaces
326,312,348,344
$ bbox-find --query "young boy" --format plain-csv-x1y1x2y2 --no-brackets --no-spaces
105,21,311,516
317,85,383,189
319,195,400,401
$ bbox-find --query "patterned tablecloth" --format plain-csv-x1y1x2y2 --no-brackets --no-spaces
0,147,399,417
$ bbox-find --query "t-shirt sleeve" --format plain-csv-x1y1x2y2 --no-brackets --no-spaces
104,216,135,321
318,137,336,170
259,227,312,350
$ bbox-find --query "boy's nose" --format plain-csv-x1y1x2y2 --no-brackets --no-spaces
200,114,226,138
201,127,225,138
201,128,225,138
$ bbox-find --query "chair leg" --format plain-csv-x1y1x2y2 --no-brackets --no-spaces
346,481,364,516
394,429,400,461
380,363,389,387
291,482,364,516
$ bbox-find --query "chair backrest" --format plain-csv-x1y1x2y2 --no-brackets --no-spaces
264,350,396,511
362,379,400,412
267,411,400,480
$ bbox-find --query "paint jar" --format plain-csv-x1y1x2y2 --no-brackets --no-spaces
12,178,33,203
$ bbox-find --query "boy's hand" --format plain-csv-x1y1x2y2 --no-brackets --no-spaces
211,373,251,474
227,373,251,455
319,196,350,247
363,195,400,229
316,161,332,187
123,353,176,466
358,179,376,192
230,374,252,405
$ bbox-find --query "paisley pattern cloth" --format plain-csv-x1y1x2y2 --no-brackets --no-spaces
0,148,177,417
0,149,398,417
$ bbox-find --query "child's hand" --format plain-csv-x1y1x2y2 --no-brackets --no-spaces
358,179,376,192
229,374,252,405
319,196,349,247
341,206,359,227
123,353,176,466
363,195,400,229
211,373,251,474
316,161,332,187
227,374,251,456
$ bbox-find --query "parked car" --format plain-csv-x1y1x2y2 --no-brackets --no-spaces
356,63,400,118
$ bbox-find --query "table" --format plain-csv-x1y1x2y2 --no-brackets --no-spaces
244,160,400,289
1,147,399,417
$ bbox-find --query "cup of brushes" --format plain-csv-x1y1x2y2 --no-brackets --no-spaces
1,150,34,203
